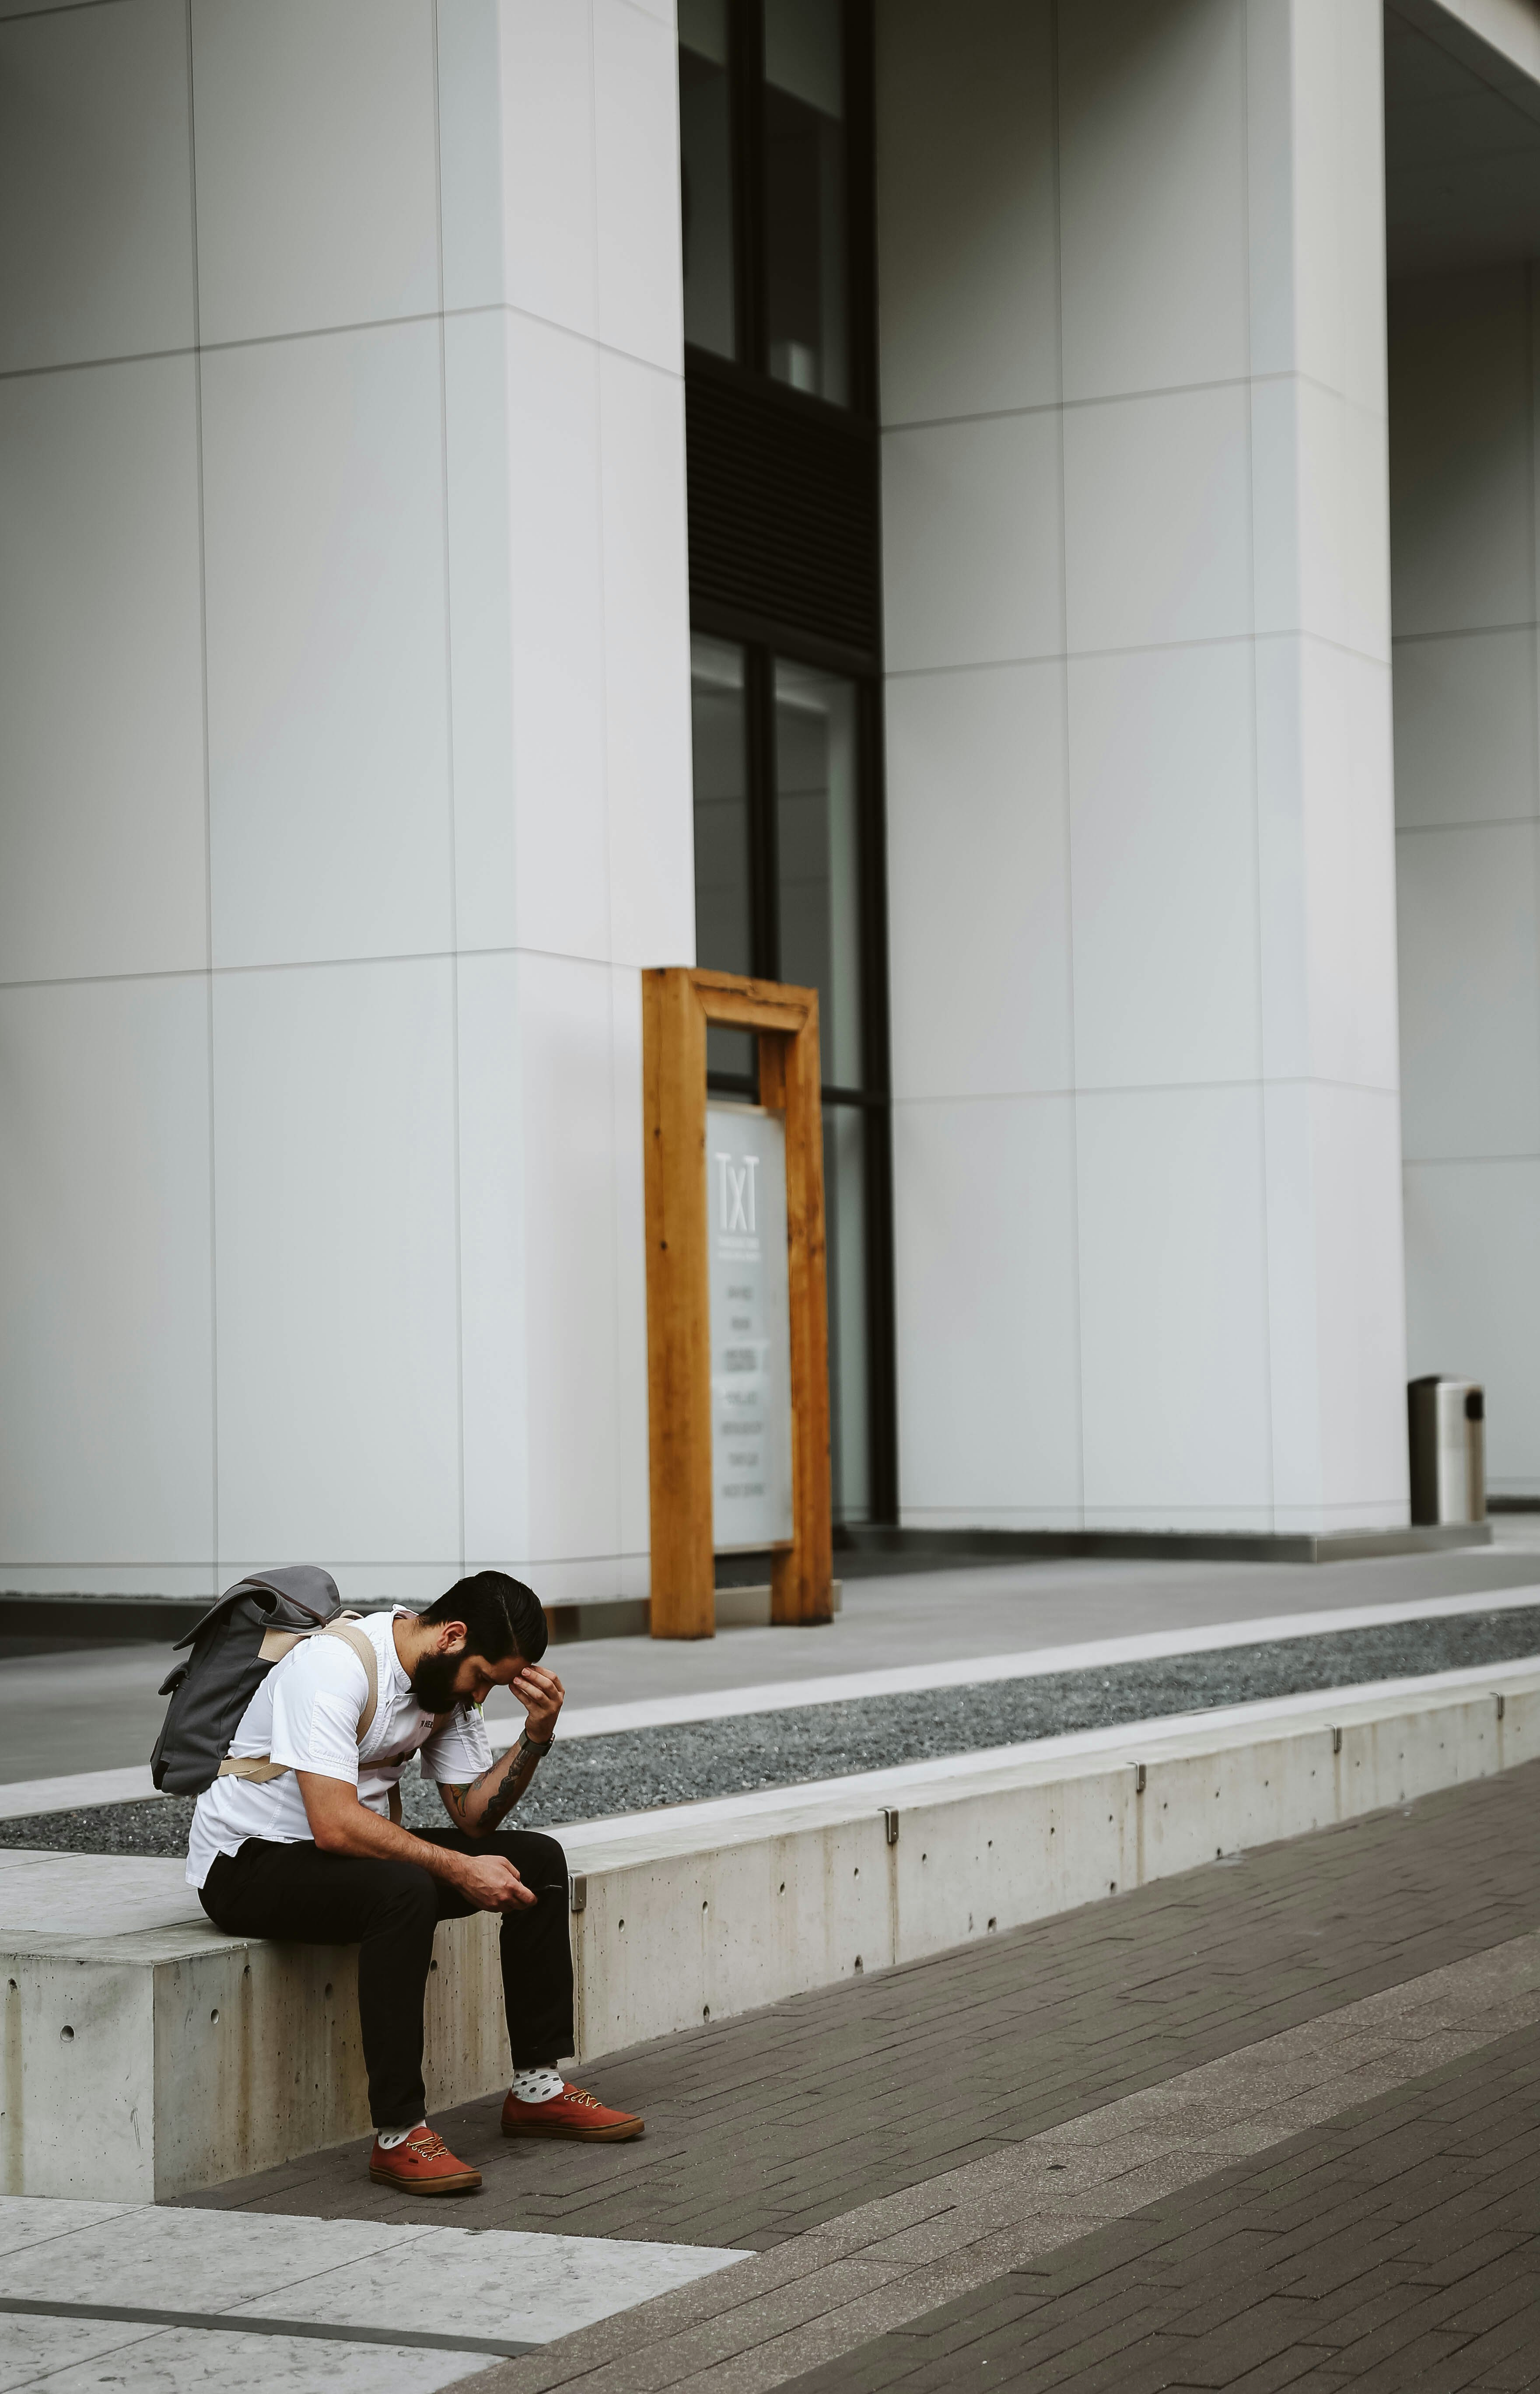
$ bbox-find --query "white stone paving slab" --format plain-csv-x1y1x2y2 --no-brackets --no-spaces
0,2198,130,2259
0,2206,431,2310
0,2199,746,2356
0,2311,166,2393
225,2222,746,2347
7,2322,484,2394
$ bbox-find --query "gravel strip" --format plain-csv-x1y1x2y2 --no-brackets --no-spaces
5,1608,1537,1861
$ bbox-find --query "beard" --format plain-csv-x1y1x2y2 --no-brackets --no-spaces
410,1652,465,1715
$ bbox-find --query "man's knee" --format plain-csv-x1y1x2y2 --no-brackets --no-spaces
488,1829,567,1891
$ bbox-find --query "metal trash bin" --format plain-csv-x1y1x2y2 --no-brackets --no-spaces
1407,1376,1486,1526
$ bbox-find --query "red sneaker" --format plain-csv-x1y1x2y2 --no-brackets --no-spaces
500,2083,644,2142
368,2126,482,2192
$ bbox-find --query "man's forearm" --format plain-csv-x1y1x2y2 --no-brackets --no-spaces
443,1732,550,1836
312,1794,468,1881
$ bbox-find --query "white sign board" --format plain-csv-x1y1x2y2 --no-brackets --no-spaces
706,1102,794,1552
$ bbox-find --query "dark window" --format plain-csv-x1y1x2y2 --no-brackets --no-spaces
763,0,849,403
687,642,889,1530
679,0,736,359
678,0,888,1531
679,0,891,1533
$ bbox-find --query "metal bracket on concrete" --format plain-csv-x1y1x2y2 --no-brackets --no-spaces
1496,1694,1507,1721
569,1874,587,1914
882,1806,900,1846
1331,1726,1343,1754
1133,1764,1147,1795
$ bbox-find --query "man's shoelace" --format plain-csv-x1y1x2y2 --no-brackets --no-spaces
403,2129,452,2160
513,2084,604,2111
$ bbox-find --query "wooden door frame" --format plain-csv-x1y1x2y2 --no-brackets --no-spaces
642,966,833,1638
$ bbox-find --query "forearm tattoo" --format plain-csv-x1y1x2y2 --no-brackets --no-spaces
447,1732,548,1835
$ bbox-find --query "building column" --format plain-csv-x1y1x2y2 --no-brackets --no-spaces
0,0,693,1602
878,0,1406,1534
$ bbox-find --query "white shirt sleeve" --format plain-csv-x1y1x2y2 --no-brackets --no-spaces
267,1638,371,1787
419,1704,495,1785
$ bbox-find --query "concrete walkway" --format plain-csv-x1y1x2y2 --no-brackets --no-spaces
180,1754,1540,2394
3,1526,1539,1786
7,1644,1540,2389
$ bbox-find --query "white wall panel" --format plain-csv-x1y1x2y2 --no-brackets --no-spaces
457,0,596,333
1256,636,1400,1091
1063,384,1252,654
1251,378,1391,661
456,948,531,1568
1390,266,1534,640
446,309,609,960
593,0,683,373
600,348,695,970
875,0,1057,425
0,978,214,1575
1393,630,1538,831
509,952,626,1570
1405,1158,1540,1492
0,0,685,1606
1246,0,1386,413
882,413,1063,673
0,0,194,374
880,0,1405,1533
456,952,650,1584
609,965,651,1588
213,959,462,1581
1057,0,1248,403
1392,261,1540,1492
886,663,1071,1102
1265,1080,1407,1526
0,357,207,986
441,308,519,953
1077,1086,1272,1521
202,320,454,971
1068,643,1260,1090
1397,822,1540,1163
893,1096,1081,1520
191,0,440,346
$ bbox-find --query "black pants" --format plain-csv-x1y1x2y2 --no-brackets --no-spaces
200,1827,574,2130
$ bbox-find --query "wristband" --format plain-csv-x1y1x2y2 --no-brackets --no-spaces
518,1729,553,1755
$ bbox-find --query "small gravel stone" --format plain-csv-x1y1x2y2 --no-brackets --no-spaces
5,1607,1536,1860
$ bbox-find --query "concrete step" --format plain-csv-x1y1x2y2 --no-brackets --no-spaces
3,1657,1536,2203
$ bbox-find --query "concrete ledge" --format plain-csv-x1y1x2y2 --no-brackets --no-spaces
4,1660,1537,2203
544,1580,843,1641
839,1523,1495,1568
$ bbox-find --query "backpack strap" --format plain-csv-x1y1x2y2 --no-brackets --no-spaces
217,1615,381,1784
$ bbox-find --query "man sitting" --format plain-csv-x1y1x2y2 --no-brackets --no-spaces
189,1568,641,2192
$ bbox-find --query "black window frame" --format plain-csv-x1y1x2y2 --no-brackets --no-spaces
713,0,878,416
682,0,896,1532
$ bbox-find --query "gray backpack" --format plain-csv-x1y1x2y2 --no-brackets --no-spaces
150,1564,378,1796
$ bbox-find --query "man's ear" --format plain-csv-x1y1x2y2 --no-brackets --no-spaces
436,1619,469,1656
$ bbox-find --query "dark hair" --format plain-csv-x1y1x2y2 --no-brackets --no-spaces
421,1572,547,1666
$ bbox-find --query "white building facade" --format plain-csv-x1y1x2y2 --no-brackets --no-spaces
0,0,1533,1605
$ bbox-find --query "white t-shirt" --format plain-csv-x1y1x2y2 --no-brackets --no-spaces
186,1607,493,1889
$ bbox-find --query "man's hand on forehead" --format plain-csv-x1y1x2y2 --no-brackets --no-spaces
510,1660,563,1742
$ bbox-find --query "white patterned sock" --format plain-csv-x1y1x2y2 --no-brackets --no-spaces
510,2067,564,2105
376,2121,426,2150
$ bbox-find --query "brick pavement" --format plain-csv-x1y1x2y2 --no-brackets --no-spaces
185,1759,1540,2247
776,2018,1540,2392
